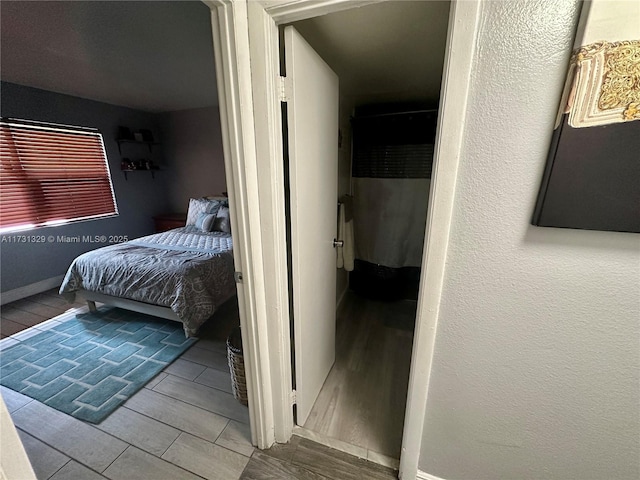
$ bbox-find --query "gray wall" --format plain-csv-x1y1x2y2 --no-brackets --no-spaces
0,82,170,293
418,1,640,479
159,106,226,213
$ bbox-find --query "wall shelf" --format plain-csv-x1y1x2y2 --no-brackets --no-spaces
116,127,161,180
116,139,160,154
121,169,158,181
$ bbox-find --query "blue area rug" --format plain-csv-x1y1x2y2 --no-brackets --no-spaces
0,307,196,423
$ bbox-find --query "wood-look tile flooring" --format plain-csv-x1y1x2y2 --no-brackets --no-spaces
0,289,85,338
1,289,398,480
303,291,416,462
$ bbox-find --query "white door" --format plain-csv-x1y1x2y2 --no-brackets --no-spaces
284,26,339,426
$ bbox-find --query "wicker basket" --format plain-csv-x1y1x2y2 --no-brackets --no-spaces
226,327,248,406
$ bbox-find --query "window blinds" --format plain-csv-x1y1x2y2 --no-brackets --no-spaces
0,118,118,232
351,111,437,179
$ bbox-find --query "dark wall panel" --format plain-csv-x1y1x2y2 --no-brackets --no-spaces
533,116,640,233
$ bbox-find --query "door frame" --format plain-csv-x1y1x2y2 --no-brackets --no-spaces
203,1,481,478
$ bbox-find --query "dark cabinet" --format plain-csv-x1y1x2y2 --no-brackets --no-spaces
153,213,186,232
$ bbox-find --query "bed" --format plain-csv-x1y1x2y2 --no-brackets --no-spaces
59,198,236,337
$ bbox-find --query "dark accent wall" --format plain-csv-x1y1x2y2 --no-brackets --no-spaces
158,106,226,213
0,82,171,293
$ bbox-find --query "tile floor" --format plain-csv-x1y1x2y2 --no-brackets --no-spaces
303,292,415,462
1,290,398,480
1,289,85,338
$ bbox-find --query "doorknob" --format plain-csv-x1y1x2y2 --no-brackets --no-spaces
333,239,344,248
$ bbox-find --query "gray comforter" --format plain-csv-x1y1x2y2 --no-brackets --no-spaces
59,227,236,336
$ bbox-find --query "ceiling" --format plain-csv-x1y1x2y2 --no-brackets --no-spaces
0,1,450,113
291,1,450,107
0,1,218,113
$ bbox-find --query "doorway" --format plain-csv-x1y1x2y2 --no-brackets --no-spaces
281,1,449,466
301,292,417,461
207,0,481,478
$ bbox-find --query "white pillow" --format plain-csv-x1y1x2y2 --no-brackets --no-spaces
186,198,221,226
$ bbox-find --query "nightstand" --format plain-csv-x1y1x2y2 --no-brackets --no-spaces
153,213,187,232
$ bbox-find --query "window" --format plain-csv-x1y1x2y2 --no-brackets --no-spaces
0,118,118,233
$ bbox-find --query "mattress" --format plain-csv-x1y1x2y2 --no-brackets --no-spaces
59,226,236,336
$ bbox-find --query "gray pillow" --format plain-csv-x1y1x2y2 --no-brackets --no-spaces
213,206,231,233
195,212,217,232
205,201,222,216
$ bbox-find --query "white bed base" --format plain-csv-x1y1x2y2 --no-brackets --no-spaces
76,289,182,323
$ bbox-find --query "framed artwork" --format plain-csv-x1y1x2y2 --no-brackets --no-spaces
533,1,639,233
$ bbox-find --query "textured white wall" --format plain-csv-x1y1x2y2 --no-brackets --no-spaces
418,1,640,479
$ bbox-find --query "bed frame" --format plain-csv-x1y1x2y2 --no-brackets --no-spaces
76,289,182,323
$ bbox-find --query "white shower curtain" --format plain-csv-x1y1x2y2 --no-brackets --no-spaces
350,110,436,271
352,177,430,268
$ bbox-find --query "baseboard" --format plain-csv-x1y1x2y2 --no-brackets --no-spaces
0,275,65,305
416,470,446,480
